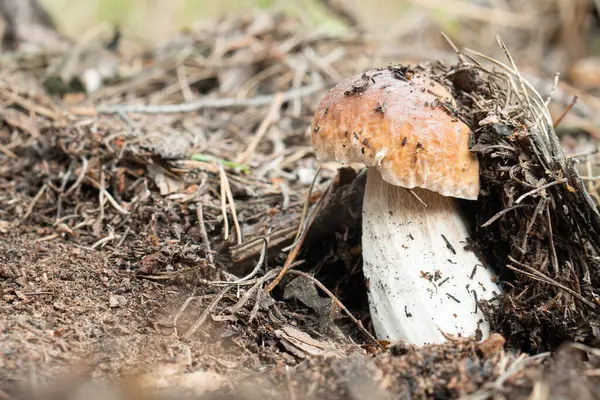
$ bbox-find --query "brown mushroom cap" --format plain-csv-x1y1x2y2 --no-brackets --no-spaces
310,68,480,200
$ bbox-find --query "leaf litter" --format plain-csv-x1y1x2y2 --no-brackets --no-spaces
0,9,600,400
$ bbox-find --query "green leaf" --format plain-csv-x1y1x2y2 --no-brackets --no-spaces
191,154,251,174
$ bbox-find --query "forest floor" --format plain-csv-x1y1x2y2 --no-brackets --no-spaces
1,9,600,400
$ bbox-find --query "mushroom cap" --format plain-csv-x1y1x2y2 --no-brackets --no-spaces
310,67,480,200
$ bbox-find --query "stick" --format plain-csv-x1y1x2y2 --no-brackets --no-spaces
93,170,106,236
196,204,214,267
63,157,88,197
291,166,322,244
96,73,323,115
84,177,129,215
546,205,559,278
506,261,596,309
236,91,284,164
227,239,268,284
268,181,331,292
90,232,115,249
579,175,600,181
183,286,232,339
544,73,560,107
22,183,47,221
0,143,17,159
208,238,269,285
481,204,531,227
515,178,567,204
553,95,578,128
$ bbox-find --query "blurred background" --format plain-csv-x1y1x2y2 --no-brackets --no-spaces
13,0,593,88
24,0,595,67
37,0,446,42
0,0,592,80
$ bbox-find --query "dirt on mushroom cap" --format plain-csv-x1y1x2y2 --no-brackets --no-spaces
310,67,480,200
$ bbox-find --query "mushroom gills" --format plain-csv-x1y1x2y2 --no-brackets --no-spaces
362,168,500,345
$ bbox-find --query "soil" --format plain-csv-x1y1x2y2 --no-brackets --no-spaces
2,231,599,400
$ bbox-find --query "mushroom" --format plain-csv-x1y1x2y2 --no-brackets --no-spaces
310,67,501,346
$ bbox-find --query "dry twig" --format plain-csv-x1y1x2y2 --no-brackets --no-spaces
95,73,323,115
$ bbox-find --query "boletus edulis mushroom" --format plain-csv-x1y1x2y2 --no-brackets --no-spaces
310,67,501,346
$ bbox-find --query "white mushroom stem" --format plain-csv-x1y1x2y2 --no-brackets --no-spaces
362,169,501,346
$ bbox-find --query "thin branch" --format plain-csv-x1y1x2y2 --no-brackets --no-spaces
440,31,466,63
236,91,284,164
225,267,283,315
546,204,559,277
173,296,202,337
544,72,560,107
183,285,233,339
291,166,322,244
580,175,600,181
63,157,88,197
0,143,18,159
268,177,332,292
22,183,47,221
209,238,268,285
93,170,106,236
90,231,115,249
84,177,129,215
553,95,578,128
196,204,214,267
515,178,567,204
219,166,230,241
96,73,323,115
567,149,598,159
496,36,536,122
481,204,532,228
227,238,268,284
506,259,596,309
407,188,428,207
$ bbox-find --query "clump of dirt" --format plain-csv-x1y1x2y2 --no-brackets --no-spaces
427,50,600,352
